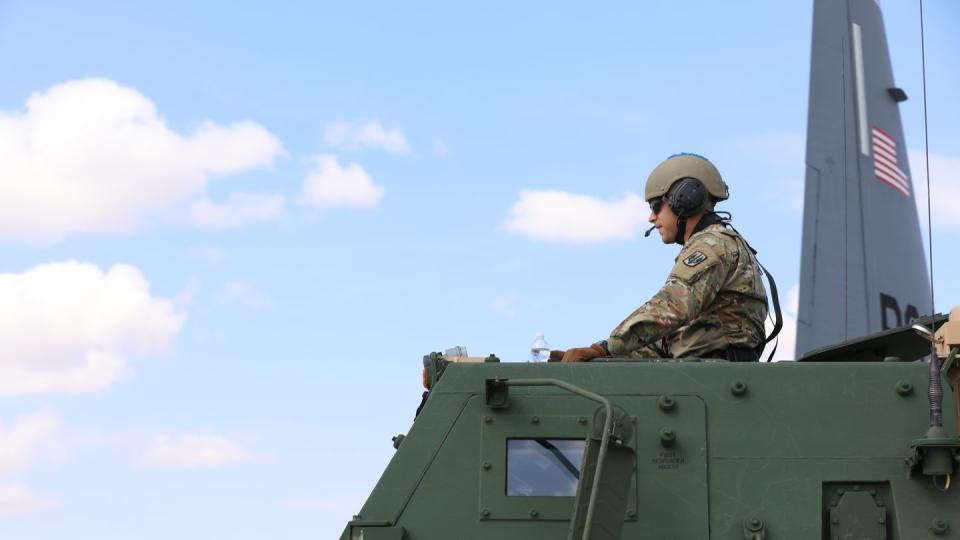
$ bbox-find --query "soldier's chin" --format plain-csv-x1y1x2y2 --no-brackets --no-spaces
659,230,673,244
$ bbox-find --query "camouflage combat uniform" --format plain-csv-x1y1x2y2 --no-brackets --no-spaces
606,223,768,358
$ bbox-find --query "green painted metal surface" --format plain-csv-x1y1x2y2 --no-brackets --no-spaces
343,360,960,539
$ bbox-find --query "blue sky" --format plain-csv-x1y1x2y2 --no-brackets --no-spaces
0,1,957,538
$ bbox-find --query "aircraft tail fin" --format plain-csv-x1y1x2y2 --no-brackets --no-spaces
796,0,931,356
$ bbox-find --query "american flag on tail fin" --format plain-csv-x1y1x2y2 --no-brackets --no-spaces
871,126,910,197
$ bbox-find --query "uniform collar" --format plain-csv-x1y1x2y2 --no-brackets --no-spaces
683,217,727,246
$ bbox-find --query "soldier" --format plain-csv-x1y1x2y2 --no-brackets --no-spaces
559,153,770,363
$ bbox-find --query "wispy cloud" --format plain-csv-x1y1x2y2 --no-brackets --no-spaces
0,78,286,242
138,432,252,469
221,279,272,309
173,278,200,308
0,261,185,395
0,483,56,516
323,120,410,154
0,412,64,475
504,190,647,243
299,154,385,209
0,412,63,517
188,192,284,229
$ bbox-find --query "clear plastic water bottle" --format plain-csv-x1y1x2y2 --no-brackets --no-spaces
530,332,550,362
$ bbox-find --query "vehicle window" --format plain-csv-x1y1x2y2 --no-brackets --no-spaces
506,439,585,496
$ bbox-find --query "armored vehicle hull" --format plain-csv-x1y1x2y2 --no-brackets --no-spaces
343,353,960,539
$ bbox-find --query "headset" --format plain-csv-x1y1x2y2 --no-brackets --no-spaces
664,177,710,217
644,177,711,238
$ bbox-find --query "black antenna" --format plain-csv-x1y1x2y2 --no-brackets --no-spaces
919,0,935,332
918,0,943,434
840,4,849,341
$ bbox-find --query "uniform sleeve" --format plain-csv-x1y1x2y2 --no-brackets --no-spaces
630,342,669,359
607,239,731,357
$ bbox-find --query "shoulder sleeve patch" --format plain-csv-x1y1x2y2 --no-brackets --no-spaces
683,251,707,267
671,240,725,283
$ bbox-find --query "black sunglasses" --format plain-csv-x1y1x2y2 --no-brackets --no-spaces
649,197,665,215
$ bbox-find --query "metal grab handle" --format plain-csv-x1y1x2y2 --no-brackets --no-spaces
498,378,613,540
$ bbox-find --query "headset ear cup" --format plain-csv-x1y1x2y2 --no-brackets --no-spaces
664,188,678,215
666,178,708,217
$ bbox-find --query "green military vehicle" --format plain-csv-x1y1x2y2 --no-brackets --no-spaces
342,0,960,538
345,312,960,539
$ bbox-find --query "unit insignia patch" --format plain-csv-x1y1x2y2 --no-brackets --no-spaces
683,251,708,267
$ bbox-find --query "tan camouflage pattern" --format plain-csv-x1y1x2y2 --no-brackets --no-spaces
607,224,768,358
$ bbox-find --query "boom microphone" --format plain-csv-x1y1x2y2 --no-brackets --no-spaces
644,225,656,237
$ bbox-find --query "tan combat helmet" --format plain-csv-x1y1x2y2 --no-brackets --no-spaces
645,153,730,203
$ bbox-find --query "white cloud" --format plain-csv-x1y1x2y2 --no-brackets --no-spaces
0,78,285,242
909,150,960,230
139,432,252,469
187,121,284,174
323,120,410,154
0,261,185,395
504,190,647,243
0,483,56,516
299,154,384,209
188,192,284,228
0,412,63,476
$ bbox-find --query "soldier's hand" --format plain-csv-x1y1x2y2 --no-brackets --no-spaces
561,344,609,363
548,350,566,363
